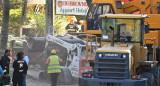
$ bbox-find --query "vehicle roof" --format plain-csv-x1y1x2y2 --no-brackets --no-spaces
100,14,148,19
92,0,115,4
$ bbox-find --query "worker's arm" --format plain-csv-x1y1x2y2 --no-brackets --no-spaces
13,56,17,62
8,56,12,62
44,57,50,72
59,57,62,63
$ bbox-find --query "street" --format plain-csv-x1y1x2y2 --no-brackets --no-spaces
25,68,78,86
27,78,78,86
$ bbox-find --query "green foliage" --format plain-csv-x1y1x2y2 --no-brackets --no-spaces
9,9,21,29
30,12,46,36
9,8,31,36
0,0,69,37
24,11,34,25
10,0,22,9
35,13,46,36
54,15,68,36
28,13,68,36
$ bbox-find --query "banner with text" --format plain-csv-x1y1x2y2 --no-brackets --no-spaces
56,0,88,15
28,0,46,4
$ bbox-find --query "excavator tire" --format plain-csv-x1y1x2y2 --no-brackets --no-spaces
141,72,154,86
159,68,160,86
152,66,159,86
58,67,72,84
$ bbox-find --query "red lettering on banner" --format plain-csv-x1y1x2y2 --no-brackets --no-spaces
58,1,88,7
81,2,84,6
78,2,81,6
74,2,77,6
82,2,87,6
63,1,67,6
70,1,72,6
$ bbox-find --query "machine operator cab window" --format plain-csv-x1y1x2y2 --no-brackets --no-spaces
119,24,132,42
86,4,114,30
101,14,148,45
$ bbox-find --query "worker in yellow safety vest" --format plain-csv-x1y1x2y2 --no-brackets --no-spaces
45,49,62,86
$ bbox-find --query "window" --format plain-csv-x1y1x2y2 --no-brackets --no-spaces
103,5,111,14
87,4,113,19
102,18,142,43
116,1,122,9
87,4,114,30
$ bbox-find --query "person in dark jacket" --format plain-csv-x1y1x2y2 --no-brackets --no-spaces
12,52,28,86
0,49,11,75
0,49,11,85
0,63,4,86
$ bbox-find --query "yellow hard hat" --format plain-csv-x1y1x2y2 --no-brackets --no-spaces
51,49,56,54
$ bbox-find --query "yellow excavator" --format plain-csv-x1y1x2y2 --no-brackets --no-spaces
84,0,160,62
79,0,160,86
80,13,157,86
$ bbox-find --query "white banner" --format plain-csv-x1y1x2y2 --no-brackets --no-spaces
28,0,46,4
56,0,88,15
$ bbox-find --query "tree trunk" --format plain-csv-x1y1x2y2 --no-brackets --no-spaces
19,0,28,36
1,0,10,50
46,0,53,35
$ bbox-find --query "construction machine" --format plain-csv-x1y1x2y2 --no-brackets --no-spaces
12,34,93,84
79,14,160,86
83,0,160,63
8,34,93,85
43,34,93,84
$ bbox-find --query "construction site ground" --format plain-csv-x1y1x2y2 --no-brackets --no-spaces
26,68,78,86
9,65,78,86
27,78,78,86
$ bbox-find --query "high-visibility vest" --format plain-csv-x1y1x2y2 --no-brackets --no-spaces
68,29,77,32
48,55,61,73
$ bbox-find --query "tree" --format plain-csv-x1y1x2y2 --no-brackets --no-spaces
30,12,46,37
19,0,28,36
1,0,10,50
9,0,30,36
0,0,28,49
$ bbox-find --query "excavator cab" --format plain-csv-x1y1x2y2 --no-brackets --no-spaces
86,4,114,31
84,0,124,34
101,15,143,44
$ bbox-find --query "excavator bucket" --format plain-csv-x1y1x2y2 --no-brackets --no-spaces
24,37,46,67
26,37,46,52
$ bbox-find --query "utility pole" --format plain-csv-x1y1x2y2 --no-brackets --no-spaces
43,0,54,70
46,0,54,35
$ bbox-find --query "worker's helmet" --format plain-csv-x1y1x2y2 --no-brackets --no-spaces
79,20,84,25
51,49,56,54
70,18,76,24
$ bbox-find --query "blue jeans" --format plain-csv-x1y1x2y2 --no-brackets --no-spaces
23,74,26,86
